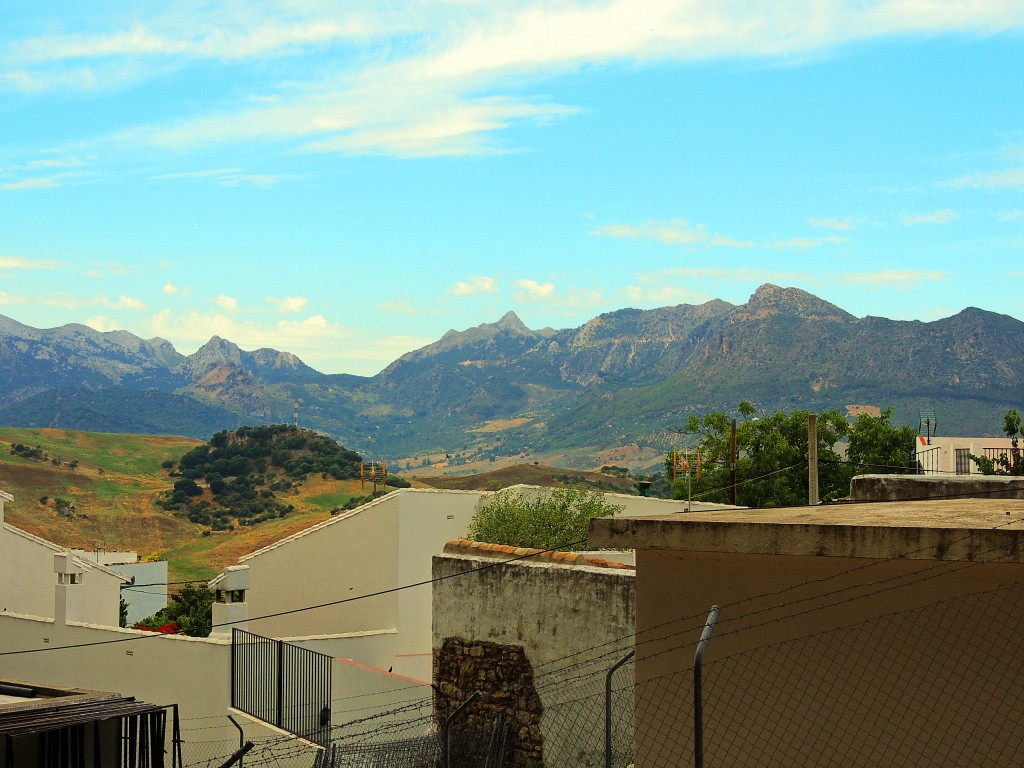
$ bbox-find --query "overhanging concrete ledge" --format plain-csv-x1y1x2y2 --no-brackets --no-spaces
588,498,1024,562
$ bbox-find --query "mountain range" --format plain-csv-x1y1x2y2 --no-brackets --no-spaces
0,284,1020,467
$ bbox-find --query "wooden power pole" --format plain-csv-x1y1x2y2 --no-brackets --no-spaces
808,413,819,505
729,419,737,506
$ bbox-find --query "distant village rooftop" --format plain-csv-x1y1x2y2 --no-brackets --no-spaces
589,498,1024,562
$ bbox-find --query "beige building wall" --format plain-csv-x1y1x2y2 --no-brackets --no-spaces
914,434,1017,474
591,499,1024,768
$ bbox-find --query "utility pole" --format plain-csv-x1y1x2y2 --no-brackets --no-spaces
808,413,819,505
729,419,737,506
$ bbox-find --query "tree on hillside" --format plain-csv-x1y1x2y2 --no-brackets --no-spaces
468,487,623,551
971,408,1023,475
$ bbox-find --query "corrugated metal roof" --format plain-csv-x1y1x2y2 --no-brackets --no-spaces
0,696,166,736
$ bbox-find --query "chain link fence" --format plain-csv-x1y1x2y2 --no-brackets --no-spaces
177,581,1024,767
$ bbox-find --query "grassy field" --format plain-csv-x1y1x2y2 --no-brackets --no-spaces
0,428,378,583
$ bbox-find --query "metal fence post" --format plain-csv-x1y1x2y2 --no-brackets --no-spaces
694,605,721,768
605,650,635,768
276,639,284,729
444,691,481,768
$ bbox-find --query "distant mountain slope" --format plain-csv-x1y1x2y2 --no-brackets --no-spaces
0,388,242,438
0,285,1020,464
0,316,183,404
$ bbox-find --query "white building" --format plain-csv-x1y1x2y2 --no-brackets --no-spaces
0,491,127,626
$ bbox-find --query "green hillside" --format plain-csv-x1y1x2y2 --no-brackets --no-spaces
0,427,404,583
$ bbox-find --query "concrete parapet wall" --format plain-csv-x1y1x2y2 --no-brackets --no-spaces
851,473,1024,502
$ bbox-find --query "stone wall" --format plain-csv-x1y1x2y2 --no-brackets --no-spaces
434,637,544,767
433,541,636,768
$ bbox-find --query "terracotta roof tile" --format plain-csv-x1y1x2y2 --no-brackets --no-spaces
442,539,634,570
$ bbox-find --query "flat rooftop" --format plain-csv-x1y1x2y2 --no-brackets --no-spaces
589,498,1024,562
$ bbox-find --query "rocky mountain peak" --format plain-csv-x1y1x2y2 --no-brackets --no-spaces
494,311,533,336
741,284,854,322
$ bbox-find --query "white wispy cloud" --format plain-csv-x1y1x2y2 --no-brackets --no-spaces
0,291,146,311
591,219,750,247
514,279,556,300
838,270,949,288
766,235,847,249
163,283,179,295
270,296,308,314
808,216,856,231
998,209,1024,222
621,285,711,306
899,209,958,226
947,167,1024,189
592,220,845,250
511,279,603,309
154,168,295,187
100,294,146,311
84,315,119,332
449,275,498,296
9,1,1020,159
0,256,57,270
0,176,65,191
215,294,239,312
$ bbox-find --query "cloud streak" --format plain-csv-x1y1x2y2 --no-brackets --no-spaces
7,2,1022,159
449,276,498,296
591,219,846,250
899,209,958,226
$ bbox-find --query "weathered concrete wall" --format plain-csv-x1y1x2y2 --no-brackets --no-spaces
851,473,1024,501
433,547,635,767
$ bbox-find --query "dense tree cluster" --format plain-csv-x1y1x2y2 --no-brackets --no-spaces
666,403,918,507
157,424,407,531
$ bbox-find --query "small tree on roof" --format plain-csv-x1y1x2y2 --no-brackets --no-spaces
468,487,623,552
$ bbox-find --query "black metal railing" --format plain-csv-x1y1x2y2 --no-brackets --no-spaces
913,445,942,474
231,629,333,745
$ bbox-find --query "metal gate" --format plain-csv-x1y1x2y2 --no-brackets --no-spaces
231,628,332,745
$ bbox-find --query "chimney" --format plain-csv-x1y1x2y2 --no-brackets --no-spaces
0,489,12,526
53,552,84,625
210,565,249,638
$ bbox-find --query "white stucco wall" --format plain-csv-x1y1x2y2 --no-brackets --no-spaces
0,524,125,627
394,490,485,678
240,493,403,639
0,613,235,743
238,489,482,678
331,659,432,728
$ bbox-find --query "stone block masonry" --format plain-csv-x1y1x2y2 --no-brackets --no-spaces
434,637,544,768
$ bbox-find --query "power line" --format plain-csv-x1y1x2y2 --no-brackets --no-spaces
0,536,588,657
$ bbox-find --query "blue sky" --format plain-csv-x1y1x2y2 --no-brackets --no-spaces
1,1,1022,376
